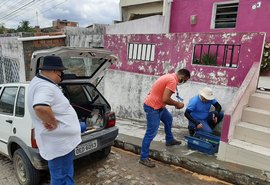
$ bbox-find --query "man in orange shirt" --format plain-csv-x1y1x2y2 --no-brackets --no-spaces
139,69,191,167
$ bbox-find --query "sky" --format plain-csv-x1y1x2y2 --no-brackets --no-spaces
0,0,120,29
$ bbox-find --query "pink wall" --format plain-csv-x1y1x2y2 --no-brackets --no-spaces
170,0,270,41
105,32,265,87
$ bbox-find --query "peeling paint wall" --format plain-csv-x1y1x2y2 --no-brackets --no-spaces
103,32,265,127
170,0,270,41
105,32,265,87
104,69,238,127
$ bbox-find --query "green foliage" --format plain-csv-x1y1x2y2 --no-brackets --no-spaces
202,53,217,66
260,42,270,74
16,20,36,33
193,53,217,66
0,24,6,34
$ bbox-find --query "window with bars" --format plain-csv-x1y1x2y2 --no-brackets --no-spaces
192,43,241,68
212,1,239,29
128,43,155,62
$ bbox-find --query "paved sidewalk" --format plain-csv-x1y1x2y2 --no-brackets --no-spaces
114,118,270,185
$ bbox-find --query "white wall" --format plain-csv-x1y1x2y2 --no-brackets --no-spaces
103,69,238,128
106,15,167,34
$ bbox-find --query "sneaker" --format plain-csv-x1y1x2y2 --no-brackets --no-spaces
139,158,155,168
166,139,182,146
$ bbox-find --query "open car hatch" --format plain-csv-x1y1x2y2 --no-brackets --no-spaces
30,47,118,85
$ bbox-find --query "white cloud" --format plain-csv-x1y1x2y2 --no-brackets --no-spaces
0,0,120,28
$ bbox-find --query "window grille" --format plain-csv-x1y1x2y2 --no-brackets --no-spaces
212,1,239,29
128,43,155,61
192,44,241,68
0,57,20,84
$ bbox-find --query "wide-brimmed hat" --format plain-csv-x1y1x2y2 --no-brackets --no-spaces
39,55,67,71
199,87,215,100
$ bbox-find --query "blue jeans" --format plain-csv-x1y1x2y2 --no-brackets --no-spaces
188,111,224,134
140,104,174,160
48,151,75,185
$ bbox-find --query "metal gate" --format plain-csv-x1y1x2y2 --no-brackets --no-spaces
0,57,20,84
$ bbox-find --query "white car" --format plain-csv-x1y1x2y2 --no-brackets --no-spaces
0,47,119,185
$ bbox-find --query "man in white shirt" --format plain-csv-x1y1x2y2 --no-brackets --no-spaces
27,55,81,185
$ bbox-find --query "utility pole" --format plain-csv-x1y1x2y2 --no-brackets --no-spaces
36,11,39,26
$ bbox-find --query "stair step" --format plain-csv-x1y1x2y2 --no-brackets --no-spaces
249,92,270,111
220,139,270,171
242,107,270,127
229,139,270,157
234,122,270,148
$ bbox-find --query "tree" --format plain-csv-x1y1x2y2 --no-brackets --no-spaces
0,23,6,34
17,20,35,32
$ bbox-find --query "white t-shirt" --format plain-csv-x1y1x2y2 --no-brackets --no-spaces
27,75,82,160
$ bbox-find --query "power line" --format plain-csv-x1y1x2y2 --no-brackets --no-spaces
0,0,35,21
0,0,70,27
0,0,50,22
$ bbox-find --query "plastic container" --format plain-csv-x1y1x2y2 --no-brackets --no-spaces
194,131,220,145
185,131,220,155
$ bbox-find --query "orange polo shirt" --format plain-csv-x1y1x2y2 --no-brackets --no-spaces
144,73,178,110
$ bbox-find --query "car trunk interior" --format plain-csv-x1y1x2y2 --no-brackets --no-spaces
60,83,108,133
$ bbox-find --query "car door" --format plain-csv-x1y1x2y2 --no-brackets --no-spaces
0,86,18,154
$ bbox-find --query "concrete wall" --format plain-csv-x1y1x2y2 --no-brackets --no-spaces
105,32,265,87
104,32,265,126
106,15,167,34
104,69,237,127
0,37,25,82
65,26,105,48
170,0,270,41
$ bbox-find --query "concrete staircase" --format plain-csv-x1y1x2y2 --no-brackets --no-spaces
227,91,270,171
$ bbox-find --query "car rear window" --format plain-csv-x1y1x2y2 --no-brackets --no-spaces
65,85,88,104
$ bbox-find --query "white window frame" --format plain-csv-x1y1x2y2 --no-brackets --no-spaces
210,0,239,29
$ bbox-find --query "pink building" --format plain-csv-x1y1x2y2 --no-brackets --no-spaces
170,0,270,41
105,0,270,172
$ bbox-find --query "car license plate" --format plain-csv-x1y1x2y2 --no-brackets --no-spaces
75,140,98,156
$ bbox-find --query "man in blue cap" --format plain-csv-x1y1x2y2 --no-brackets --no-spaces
27,55,81,185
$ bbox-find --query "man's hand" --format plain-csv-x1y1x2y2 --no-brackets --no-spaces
175,102,184,109
196,123,203,129
44,122,57,131
34,105,58,131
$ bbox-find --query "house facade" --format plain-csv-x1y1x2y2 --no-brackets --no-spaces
105,0,270,172
170,0,270,41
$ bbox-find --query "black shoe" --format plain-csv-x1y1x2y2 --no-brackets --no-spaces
139,158,155,168
166,139,182,146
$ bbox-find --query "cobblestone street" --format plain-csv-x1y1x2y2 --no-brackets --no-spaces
0,147,231,185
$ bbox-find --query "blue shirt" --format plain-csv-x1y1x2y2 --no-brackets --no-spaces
187,95,217,120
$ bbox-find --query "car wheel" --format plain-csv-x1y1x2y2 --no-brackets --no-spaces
92,146,111,159
13,148,41,185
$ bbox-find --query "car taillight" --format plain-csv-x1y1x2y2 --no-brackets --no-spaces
105,112,116,128
31,129,38,148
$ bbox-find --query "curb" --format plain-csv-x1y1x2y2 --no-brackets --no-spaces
114,133,270,185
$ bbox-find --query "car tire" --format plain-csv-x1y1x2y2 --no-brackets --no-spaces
92,146,111,159
13,148,41,185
